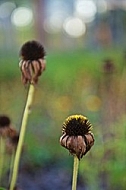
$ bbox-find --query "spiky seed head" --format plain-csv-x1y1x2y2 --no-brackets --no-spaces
0,115,13,137
0,115,11,128
60,115,94,159
20,40,46,61
62,115,93,136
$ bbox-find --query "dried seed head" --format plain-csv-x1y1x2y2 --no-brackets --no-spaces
0,115,11,137
20,40,45,60
0,115,11,128
62,115,92,136
60,115,94,159
19,40,46,84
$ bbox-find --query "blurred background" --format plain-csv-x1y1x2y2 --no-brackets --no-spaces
0,0,126,189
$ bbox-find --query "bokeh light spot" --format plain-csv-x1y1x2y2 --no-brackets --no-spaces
44,12,67,34
75,0,97,23
11,7,33,27
0,2,16,19
63,17,86,38
97,0,107,13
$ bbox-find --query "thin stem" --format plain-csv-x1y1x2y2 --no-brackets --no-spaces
9,84,35,190
0,137,5,186
8,151,15,185
72,156,79,190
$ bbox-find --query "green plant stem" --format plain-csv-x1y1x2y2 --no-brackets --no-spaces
8,151,15,185
72,156,79,190
9,84,35,190
0,137,5,186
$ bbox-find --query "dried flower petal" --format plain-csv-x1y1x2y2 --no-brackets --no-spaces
84,132,94,155
6,132,19,154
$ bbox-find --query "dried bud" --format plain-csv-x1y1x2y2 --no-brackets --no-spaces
19,40,46,84
60,115,94,159
0,115,11,137
0,115,11,127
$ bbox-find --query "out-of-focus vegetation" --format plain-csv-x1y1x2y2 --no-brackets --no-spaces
0,47,126,189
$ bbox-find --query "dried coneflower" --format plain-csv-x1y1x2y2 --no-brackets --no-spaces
9,40,46,190
60,115,94,190
0,115,15,186
0,115,19,153
19,40,46,84
60,115,94,159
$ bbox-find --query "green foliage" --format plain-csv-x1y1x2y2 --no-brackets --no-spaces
0,47,126,189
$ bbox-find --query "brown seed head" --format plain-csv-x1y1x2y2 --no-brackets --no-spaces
20,40,45,60
0,115,11,137
0,115,11,128
19,40,46,84
60,115,94,159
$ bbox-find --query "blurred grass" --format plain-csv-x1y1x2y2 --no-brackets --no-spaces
0,48,126,189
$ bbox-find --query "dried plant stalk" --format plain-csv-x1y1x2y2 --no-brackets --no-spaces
9,84,35,190
72,156,79,190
